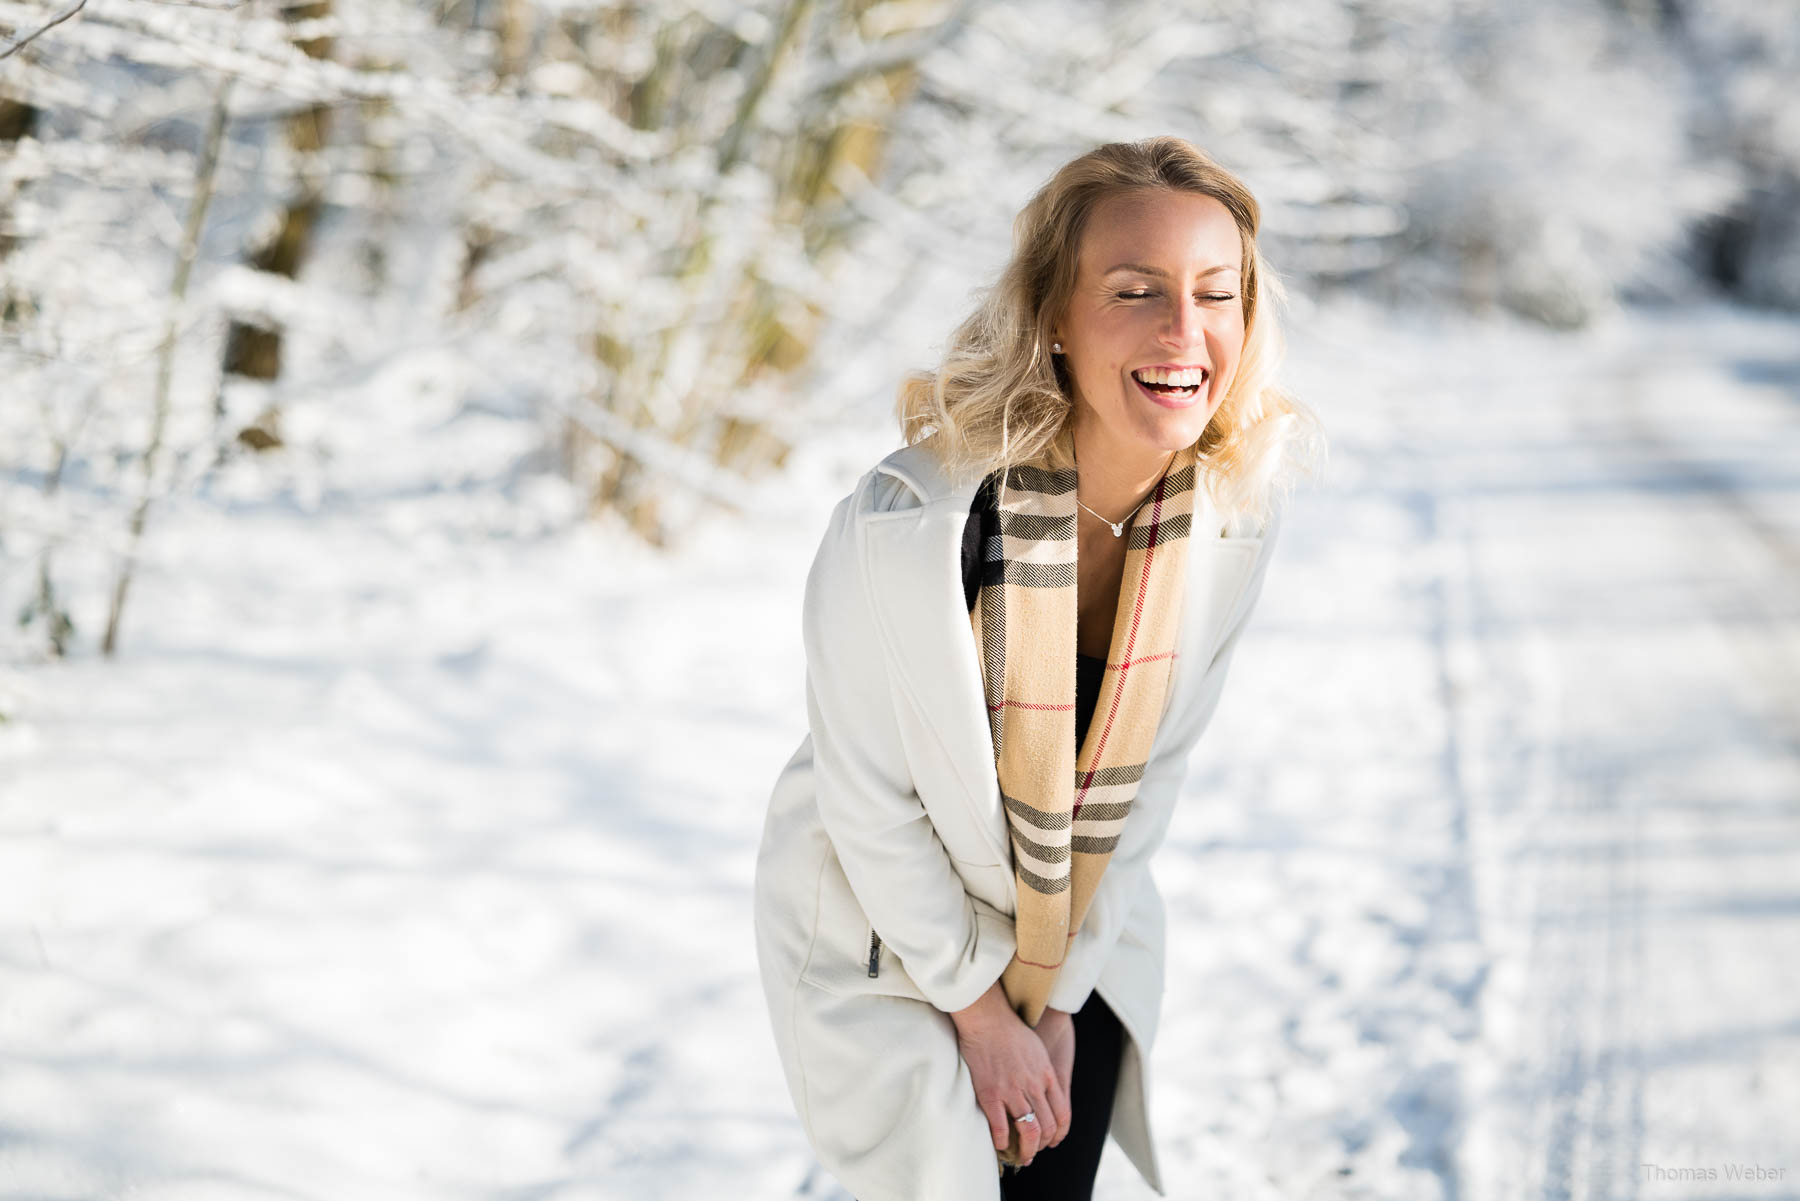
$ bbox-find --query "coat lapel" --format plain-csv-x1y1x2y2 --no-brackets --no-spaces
857,441,1243,870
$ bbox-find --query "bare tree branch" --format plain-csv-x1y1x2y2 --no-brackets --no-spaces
102,67,233,656
0,0,87,60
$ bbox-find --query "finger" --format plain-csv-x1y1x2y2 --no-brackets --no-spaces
1034,1084,1058,1150
1022,1087,1051,1166
1016,1092,1046,1160
1045,1073,1072,1148
984,1097,1009,1152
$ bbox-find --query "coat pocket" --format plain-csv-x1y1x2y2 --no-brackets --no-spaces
799,851,931,1003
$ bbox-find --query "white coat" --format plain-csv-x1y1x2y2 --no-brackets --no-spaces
753,438,1284,1201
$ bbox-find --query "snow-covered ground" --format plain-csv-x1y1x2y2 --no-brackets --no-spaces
2,296,1796,1200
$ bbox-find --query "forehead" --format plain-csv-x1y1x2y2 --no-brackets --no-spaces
1077,188,1242,276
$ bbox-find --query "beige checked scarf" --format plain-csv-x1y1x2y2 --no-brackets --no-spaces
969,424,1203,1169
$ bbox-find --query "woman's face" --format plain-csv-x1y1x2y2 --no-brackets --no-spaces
1052,188,1247,466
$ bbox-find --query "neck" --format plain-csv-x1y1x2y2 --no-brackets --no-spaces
1069,416,1177,523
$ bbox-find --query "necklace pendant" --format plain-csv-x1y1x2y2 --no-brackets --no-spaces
1110,521,1124,537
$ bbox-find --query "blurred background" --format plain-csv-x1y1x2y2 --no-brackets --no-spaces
1,1,1796,1198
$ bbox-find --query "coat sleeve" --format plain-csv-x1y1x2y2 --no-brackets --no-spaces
1045,503,1286,1014
802,469,1018,1015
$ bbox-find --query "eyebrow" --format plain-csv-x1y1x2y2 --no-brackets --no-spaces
1103,262,1241,278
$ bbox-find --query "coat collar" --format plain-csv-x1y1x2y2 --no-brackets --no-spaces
858,441,1239,866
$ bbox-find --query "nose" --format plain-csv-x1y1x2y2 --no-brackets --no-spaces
1159,294,1203,349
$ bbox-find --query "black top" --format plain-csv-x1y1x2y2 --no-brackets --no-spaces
962,474,1107,748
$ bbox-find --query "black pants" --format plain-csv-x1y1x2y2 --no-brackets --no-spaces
997,989,1124,1201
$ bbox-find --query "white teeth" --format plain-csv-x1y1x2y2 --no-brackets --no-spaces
1133,365,1207,388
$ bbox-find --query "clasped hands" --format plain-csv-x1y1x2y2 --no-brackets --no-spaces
950,980,1077,1168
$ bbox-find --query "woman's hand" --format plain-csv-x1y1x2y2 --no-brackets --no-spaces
950,982,1072,1165
1032,1007,1076,1147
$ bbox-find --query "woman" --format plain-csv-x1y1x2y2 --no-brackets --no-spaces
753,136,1324,1201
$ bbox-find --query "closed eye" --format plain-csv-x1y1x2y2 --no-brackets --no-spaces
1117,290,1237,302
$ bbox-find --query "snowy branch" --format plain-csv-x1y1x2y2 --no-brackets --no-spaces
0,0,86,61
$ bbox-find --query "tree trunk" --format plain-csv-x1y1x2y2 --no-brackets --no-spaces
220,0,334,413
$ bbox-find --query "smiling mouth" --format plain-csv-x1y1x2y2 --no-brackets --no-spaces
1130,367,1208,404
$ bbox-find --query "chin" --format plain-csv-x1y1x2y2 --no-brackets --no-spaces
1120,388,1217,443
1135,410,1214,454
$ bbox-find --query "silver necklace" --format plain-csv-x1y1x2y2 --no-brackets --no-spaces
1076,494,1151,538
1071,447,1176,538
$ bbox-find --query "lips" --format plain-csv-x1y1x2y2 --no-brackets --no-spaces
1130,365,1209,408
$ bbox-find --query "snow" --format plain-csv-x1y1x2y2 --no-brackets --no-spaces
5,0,1800,1194
3,295,1797,1199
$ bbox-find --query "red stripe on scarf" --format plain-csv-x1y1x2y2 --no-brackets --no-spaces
1074,475,1170,812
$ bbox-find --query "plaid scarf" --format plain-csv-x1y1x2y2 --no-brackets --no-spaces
969,424,1202,1166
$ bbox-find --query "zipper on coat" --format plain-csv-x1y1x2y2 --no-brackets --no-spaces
867,927,882,977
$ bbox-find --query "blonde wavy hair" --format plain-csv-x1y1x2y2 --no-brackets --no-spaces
896,136,1326,529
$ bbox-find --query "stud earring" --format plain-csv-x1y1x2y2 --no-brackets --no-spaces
1052,341,1063,354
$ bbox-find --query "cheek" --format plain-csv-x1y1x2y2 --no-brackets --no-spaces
1080,307,1123,339
1078,313,1140,370
1206,318,1246,396
1210,313,1247,358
